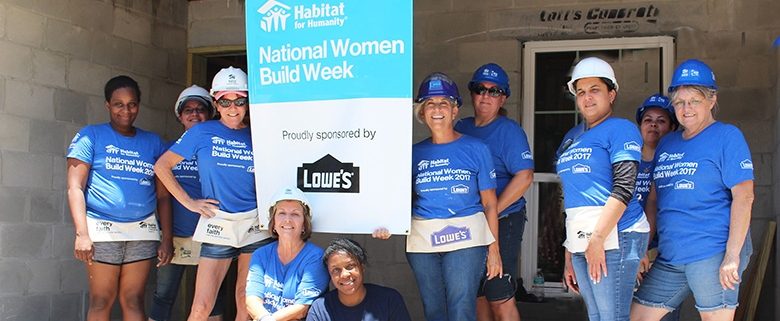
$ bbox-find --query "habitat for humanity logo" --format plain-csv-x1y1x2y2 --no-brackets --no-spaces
257,0,347,32
104,144,139,157
298,154,359,193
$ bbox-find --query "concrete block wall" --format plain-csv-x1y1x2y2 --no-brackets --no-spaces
0,1,188,320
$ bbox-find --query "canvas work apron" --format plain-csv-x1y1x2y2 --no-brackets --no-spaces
192,208,271,247
86,214,160,242
407,212,495,253
563,206,619,253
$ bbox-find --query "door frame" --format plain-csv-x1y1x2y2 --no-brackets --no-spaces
519,36,675,295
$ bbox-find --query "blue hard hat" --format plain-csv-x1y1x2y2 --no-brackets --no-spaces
468,63,511,97
635,93,677,128
416,72,462,106
668,59,717,92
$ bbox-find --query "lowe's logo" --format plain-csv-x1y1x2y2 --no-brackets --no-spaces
430,225,471,246
522,151,533,160
624,141,641,152
740,159,753,170
572,164,591,174
450,184,469,194
674,179,695,190
298,154,359,193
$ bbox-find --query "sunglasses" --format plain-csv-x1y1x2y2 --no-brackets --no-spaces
216,97,248,107
469,84,506,97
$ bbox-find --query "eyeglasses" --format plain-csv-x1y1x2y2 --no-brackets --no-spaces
216,97,248,108
671,99,704,109
181,107,208,115
469,84,506,97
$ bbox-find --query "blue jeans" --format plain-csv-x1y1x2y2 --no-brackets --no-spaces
149,263,225,321
407,246,487,321
572,231,648,321
498,208,526,278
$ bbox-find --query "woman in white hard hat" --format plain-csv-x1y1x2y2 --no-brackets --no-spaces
556,57,649,320
305,238,412,321
149,85,226,321
456,63,533,321
67,75,171,320
246,187,329,321
154,67,270,321
631,60,753,321
388,72,501,321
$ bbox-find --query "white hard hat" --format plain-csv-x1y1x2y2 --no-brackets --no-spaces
174,85,213,117
566,57,619,95
210,66,249,96
268,187,310,213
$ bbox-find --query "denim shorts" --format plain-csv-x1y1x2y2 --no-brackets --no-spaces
93,240,158,265
199,238,272,259
634,239,753,312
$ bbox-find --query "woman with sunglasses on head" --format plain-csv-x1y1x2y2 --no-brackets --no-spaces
557,57,649,321
631,60,753,321
67,75,171,321
149,85,227,321
404,72,501,321
154,67,271,321
454,63,533,321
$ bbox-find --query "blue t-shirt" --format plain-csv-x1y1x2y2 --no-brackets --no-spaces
653,122,753,264
166,141,202,237
246,241,329,313
455,116,534,217
555,117,644,230
412,135,497,219
67,123,165,222
305,284,412,321
169,120,256,213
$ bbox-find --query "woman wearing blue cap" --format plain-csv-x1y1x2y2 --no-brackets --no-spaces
455,63,532,321
405,72,501,321
557,57,649,321
631,60,754,321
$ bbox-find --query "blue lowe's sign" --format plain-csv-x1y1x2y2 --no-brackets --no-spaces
246,0,412,103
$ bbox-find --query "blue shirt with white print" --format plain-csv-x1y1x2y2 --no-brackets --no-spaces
246,241,329,313
67,123,165,222
555,117,644,230
166,141,202,237
169,120,256,213
456,116,534,218
653,122,753,264
413,135,497,219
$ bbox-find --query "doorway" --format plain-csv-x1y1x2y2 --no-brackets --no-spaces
519,36,675,296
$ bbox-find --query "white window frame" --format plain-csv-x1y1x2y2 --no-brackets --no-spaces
520,36,675,296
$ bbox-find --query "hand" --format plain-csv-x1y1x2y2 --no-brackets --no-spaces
584,238,607,284
372,227,391,240
719,252,741,290
563,252,579,294
156,239,173,267
74,234,94,265
187,199,219,218
636,253,651,284
485,243,503,279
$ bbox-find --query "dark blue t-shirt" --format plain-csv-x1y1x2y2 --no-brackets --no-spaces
305,284,411,321
455,116,534,217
